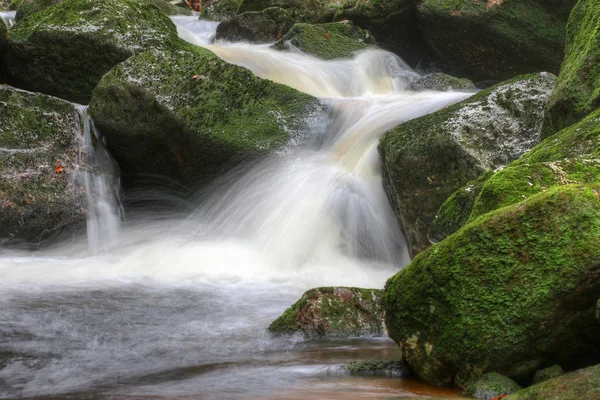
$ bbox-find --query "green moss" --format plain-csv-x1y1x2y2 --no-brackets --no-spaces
510,364,600,400
343,360,411,377
408,73,475,92
201,0,242,20
533,365,564,384
11,0,61,20
542,0,600,138
463,372,521,398
141,0,192,15
273,21,375,59
384,185,600,386
268,287,385,337
215,7,295,42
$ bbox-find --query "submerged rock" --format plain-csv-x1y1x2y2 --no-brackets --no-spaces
408,73,475,92
510,364,600,399
342,360,411,377
463,373,521,399
215,7,295,43
384,184,600,386
533,365,564,384
269,287,385,337
273,21,376,60
380,72,555,257
2,0,179,103
89,42,323,186
416,0,575,82
542,0,600,138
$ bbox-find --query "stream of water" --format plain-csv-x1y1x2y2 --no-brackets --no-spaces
0,16,473,399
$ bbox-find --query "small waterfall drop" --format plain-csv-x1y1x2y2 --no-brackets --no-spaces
0,11,16,29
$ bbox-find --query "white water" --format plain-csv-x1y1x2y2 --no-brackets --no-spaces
0,11,16,29
0,17,474,399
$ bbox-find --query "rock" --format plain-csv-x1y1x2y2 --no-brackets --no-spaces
342,360,411,377
237,0,330,23
384,184,600,386
408,73,476,92
200,0,242,21
273,21,376,60
11,0,62,20
542,0,600,138
597,299,600,322
416,0,575,82
463,373,521,399
268,287,385,337
215,7,295,43
379,72,556,257
89,42,323,186
0,86,87,244
140,0,192,15
2,0,179,103
533,365,564,384
510,364,600,400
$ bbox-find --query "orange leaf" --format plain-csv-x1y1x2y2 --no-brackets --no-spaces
193,74,199,80
55,165,63,173
324,33,329,39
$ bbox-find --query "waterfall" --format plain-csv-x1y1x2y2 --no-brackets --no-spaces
0,11,16,29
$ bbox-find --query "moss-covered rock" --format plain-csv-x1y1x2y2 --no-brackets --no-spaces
200,0,241,20
273,21,375,59
89,42,323,186
463,373,521,399
509,364,600,399
268,287,385,337
408,73,476,92
215,7,295,43
141,0,192,15
417,0,575,82
384,185,600,386
342,360,411,377
380,72,555,257
0,86,85,244
2,0,179,103
237,0,330,22
532,365,564,384
542,0,600,138
11,0,62,20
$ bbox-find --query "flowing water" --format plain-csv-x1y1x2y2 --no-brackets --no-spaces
0,16,474,399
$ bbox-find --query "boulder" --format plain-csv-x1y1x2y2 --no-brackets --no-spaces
408,73,476,92
533,365,564,384
463,373,521,399
215,7,295,43
237,0,330,22
2,0,179,103
273,21,376,60
89,42,323,186
510,364,600,400
200,0,242,21
379,72,555,257
542,0,600,138
342,360,411,377
416,0,576,82
268,287,385,337
384,185,600,386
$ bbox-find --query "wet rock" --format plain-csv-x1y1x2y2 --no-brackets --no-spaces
510,364,600,399
533,365,564,384
380,72,555,257
200,0,242,21
408,73,475,92
416,0,575,82
215,7,295,43
141,0,192,15
542,0,600,138
2,0,179,103
269,287,385,337
89,42,323,186
463,373,521,399
273,21,376,60
237,0,330,23
384,185,600,386
342,360,411,377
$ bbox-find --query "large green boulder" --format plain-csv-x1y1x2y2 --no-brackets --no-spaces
268,287,385,337
417,0,575,82
384,184,600,386
215,7,295,43
89,43,323,186
2,0,178,103
273,21,376,60
379,72,555,257
542,0,600,138
463,372,521,399
510,364,600,400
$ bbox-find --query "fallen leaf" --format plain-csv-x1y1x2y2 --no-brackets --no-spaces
324,33,329,39
55,165,63,173
193,74,199,80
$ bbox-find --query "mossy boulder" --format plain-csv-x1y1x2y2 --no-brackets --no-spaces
237,0,330,22
509,364,600,400
542,0,600,138
533,365,564,384
268,287,385,337
215,7,295,43
2,0,179,103
417,0,575,82
0,86,84,244
408,73,476,92
89,42,323,186
273,21,376,60
200,0,242,20
384,185,600,386
463,373,521,399
380,72,555,257
342,360,411,377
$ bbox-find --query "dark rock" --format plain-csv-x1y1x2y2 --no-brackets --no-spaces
342,360,411,377
216,7,295,43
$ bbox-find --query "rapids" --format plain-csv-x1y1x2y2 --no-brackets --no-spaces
0,16,473,399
